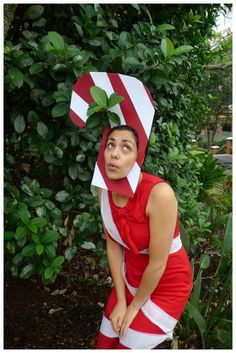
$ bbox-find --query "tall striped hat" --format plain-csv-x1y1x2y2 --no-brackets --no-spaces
69,72,155,197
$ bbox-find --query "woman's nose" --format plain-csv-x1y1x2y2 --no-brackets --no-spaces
111,147,120,159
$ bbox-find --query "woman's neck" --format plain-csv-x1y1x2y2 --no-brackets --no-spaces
112,172,143,203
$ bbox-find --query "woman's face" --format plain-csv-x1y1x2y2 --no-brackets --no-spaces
104,129,138,180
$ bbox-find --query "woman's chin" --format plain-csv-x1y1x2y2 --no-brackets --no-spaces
105,170,127,180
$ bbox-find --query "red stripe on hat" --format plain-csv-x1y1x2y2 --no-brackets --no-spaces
72,72,95,104
107,73,148,166
69,109,86,128
144,85,155,107
97,127,135,197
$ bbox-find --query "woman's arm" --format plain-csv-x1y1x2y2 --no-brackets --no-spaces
98,189,126,333
120,182,178,337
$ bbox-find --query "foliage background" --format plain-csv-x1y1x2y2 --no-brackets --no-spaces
4,4,232,349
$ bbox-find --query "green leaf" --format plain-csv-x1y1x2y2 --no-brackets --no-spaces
28,222,38,233
124,57,140,65
86,114,104,129
186,302,206,348
190,270,202,309
87,104,105,117
108,93,124,108
13,115,25,134
15,226,28,240
25,5,44,19
36,206,47,217
221,213,232,255
107,112,121,125
18,209,30,225
39,188,53,198
32,234,40,244
44,244,56,258
36,244,44,255
65,245,77,261
55,190,71,202
156,24,175,32
51,256,64,268
8,67,24,88
90,86,108,107
4,231,15,241
199,254,210,269
89,39,102,46
74,22,83,36
31,217,47,227
151,69,170,85
44,267,54,280
12,254,24,265
161,38,175,58
20,264,37,279
44,200,56,210
27,195,44,207
21,243,36,256
81,241,96,250
32,17,47,28
52,102,68,117
69,166,78,180
77,170,91,182
37,122,48,138
41,230,59,244
48,31,65,50
173,45,193,56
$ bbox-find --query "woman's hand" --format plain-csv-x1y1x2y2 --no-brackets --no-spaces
109,301,127,335
119,302,139,338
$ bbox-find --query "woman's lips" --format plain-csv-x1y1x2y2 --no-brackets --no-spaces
107,163,119,171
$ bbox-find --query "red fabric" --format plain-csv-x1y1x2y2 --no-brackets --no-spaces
97,172,192,349
106,172,192,321
96,331,119,349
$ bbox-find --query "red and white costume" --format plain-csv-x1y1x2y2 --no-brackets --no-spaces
96,172,192,349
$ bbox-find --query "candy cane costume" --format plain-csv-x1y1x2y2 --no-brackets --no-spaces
96,172,192,349
69,72,192,349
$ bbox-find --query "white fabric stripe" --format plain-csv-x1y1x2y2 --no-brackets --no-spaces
90,72,126,125
122,262,177,333
170,234,182,254
91,163,108,190
119,74,155,139
70,91,88,122
120,326,172,349
101,190,130,250
142,300,177,333
140,234,182,255
100,315,118,338
127,162,141,193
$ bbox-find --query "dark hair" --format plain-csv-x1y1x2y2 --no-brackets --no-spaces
106,125,139,149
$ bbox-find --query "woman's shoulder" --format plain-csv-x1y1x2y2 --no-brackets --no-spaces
141,172,166,186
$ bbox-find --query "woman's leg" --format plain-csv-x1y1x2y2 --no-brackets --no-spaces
96,289,119,349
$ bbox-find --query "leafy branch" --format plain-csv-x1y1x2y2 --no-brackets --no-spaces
86,86,124,129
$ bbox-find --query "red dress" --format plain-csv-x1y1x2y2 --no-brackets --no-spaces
96,172,192,349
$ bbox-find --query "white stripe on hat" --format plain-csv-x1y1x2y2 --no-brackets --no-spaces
90,72,126,125
91,163,108,190
70,91,88,123
119,74,155,139
120,326,172,349
127,162,141,193
101,190,130,250
100,315,118,338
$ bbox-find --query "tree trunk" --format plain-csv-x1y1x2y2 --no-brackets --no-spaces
4,4,18,40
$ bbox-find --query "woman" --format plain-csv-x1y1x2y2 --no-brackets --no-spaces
96,125,192,349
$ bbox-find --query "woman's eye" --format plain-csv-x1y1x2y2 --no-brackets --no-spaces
107,143,114,149
123,145,131,151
